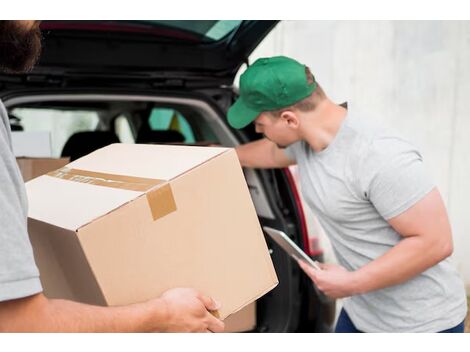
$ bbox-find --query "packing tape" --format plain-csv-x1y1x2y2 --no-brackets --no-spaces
47,167,177,220
146,184,177,221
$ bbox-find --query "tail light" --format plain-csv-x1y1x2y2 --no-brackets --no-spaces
282,167,323,257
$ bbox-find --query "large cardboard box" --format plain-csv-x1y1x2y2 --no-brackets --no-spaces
17,157,70,182
26,143,278,321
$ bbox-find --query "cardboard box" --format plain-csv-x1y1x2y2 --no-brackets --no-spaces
26,143,278,320
11,131,52,158
16,157,70,182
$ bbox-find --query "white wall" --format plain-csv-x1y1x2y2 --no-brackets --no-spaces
241,21,470,288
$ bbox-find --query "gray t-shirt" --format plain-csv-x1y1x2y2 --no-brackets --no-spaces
0,99,42,301
285,110,467,332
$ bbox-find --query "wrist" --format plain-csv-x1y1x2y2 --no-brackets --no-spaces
139,298,170,333
350,269,368,295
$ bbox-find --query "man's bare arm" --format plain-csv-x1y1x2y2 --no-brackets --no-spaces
0,288,224,333
352,188,453,294
235,139,296,169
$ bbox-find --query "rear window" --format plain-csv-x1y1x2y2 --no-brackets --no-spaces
10,107,99,158
148,108,196,143
8,99,221,160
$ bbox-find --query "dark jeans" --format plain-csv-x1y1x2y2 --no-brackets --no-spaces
335,308,465,333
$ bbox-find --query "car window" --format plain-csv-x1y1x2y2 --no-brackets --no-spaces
148,108,196,143
10,108,99,158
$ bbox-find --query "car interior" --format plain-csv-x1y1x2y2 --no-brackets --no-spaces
5,92,335,332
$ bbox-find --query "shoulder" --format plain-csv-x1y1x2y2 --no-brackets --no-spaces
346,114,421,166
344,114,425,194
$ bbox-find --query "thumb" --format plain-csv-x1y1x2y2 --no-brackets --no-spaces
199,294,221,311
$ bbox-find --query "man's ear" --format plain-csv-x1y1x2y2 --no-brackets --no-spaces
280,110,300,129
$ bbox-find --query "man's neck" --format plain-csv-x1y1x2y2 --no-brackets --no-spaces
301,101,348,153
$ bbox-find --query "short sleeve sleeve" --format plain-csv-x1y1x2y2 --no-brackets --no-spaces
362,138,435,220
0,102,42,302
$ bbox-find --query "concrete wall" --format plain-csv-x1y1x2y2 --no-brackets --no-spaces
241,21,470,288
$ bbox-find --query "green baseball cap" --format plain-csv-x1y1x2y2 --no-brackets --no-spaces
228,56,317,129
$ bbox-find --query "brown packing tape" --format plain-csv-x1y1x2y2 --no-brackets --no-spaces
47,167,177,221
47,168,164,192
146,184,178,221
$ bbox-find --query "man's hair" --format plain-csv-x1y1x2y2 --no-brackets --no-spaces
269,66,326,117
0,21,42,74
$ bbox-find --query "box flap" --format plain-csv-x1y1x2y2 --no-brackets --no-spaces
26,176,142,230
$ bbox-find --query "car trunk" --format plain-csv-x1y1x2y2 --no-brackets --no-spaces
0,20,331,332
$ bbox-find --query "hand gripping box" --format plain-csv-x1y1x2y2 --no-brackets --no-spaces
26,143,278,320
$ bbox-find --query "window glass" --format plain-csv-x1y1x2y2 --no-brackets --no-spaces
148,108,196,143
11,108,99,158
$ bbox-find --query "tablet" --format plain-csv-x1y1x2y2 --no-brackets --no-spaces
263,226,321,271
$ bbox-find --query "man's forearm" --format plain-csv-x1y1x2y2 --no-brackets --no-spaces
235,139,293,169
0,293,166,332
352,234,452,295
235,140,271,168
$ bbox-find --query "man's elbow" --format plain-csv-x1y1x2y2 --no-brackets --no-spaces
441,240,453,259
436,237,453,262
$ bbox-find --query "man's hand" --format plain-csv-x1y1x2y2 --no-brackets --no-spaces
154,288,225,333
297,260,359,299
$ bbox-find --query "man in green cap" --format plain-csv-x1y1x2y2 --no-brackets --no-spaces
230,56,467,332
